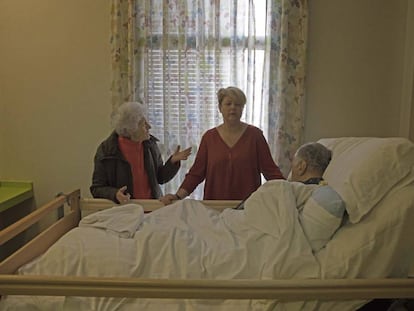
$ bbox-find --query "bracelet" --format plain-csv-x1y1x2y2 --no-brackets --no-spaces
174,193,182,200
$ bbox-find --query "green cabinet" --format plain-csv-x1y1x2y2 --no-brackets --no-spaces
0,181,33,213
0,181,34,261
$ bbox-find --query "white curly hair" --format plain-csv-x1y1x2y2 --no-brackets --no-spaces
112,101,147,138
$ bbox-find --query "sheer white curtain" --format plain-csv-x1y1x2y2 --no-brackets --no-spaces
110,0,308,198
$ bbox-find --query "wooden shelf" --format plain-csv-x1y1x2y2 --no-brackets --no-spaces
0,181,33,213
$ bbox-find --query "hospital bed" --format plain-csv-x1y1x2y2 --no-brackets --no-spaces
0,137,413,310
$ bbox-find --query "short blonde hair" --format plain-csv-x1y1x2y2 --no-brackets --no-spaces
112,101,146,138
217,86,247,106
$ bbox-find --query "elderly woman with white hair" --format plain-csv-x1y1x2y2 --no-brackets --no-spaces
90,101,191,204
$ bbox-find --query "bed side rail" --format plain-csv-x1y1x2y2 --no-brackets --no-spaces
0,276,414,300
0,189,81,274
80,198,241,217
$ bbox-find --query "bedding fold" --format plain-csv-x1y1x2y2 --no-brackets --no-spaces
79,203,144,238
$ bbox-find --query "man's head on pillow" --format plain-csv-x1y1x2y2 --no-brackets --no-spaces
290,142,332,184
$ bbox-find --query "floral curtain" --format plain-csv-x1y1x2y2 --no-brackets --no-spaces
265,0,308,175
110,0,308,197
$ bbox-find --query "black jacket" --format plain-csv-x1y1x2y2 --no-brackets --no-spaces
90,131,179,202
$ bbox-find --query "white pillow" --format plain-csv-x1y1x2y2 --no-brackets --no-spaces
317,184,414,279
318,137,414,223
299,185,345,252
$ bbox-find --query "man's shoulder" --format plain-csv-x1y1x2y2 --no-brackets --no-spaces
311,185,346,217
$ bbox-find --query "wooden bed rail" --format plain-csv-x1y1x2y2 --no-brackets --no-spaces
80,197,241,216
0,275,414,300
0,190,81,274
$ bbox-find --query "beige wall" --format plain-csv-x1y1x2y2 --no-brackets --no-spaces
305,0,410,141
412,76,414,139
0,69,4,177
0,0,412,206
407,1,414,141
0,0,111,206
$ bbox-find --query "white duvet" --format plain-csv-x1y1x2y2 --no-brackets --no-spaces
0,181,321,311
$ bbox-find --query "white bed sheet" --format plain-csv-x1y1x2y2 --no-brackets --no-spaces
0,181,321,311
317,184,414,279
3,178,412,311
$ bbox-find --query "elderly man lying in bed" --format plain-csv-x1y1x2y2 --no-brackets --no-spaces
235,141,333,210
288,142,345,251
232,142,345,252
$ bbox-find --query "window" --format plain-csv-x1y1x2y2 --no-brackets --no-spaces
138,1,268,198
145,2,268,133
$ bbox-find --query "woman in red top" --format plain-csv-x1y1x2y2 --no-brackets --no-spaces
160,86,284,204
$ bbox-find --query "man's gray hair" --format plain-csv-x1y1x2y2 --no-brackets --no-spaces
112,101,146,138
296,142,332,174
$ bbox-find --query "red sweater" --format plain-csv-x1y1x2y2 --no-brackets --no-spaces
118,136,152,199
180,125,284,200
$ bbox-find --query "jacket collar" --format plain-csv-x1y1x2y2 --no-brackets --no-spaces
101,131,159,157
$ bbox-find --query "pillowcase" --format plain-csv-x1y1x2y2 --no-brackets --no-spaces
299,185,345,252
317,184,414,279
317,137,414,224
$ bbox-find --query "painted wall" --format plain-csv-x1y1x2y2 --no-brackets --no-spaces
412,76,414,138
0,0,112,207
305,0,410,141
0,0,412,207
